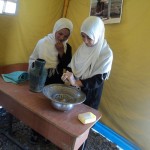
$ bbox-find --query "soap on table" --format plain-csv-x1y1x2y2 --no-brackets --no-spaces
78,112,96,124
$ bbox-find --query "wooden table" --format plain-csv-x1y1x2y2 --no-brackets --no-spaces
0,64,102,150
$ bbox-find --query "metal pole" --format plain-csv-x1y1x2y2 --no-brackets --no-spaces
108,0,111,19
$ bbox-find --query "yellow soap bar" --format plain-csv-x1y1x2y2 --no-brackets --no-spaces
78,112,96,124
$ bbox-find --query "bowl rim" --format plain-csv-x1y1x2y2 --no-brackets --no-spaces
42,84,86,105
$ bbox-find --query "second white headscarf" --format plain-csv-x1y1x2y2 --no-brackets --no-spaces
70,16,113,80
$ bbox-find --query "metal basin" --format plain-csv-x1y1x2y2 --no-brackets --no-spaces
42,84,86,111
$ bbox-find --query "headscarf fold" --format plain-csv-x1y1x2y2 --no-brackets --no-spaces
70,16,113,80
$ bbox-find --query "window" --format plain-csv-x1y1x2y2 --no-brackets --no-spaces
0,0,18,15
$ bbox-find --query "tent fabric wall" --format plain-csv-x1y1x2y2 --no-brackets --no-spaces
101,1,150,149
0,0,64,65
65,0,91,53
0,0,150,150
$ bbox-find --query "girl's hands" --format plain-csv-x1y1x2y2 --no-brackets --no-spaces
61,71,83,90
61,71,76,86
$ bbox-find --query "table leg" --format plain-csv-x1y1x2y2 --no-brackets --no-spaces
8,113,13,134
78,140,87,150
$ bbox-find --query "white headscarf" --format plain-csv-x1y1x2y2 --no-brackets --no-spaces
29,18,73,69
70,16,113,80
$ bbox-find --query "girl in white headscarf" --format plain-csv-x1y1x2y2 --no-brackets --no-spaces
28,18,73,85
62,16,113,109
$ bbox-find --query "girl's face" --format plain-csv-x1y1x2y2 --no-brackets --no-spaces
81,32,95,47
55,28,70,42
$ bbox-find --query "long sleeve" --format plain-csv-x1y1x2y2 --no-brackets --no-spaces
81,74,106,90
